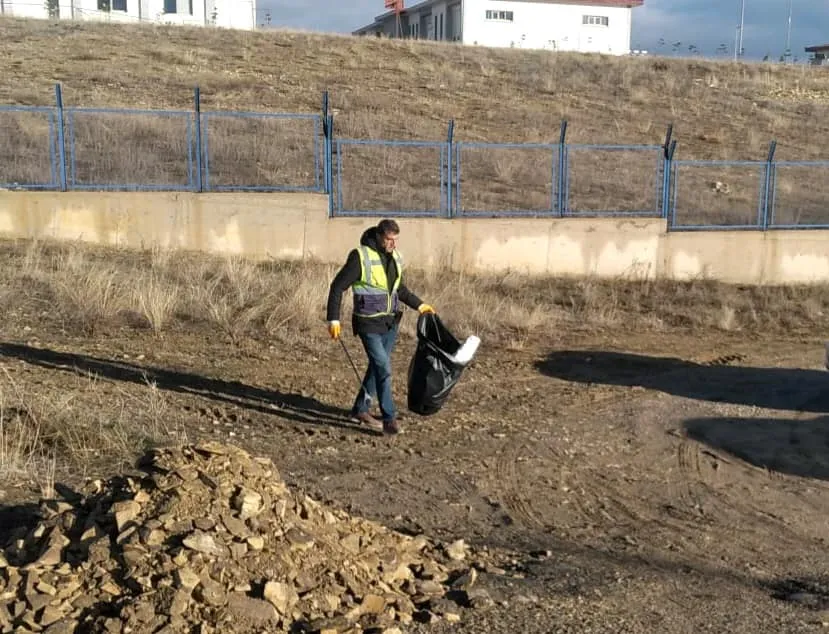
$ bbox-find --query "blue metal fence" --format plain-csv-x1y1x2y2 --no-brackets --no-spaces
66,107,196,191
3,84,829,231
454,141,561,217
670,160,769,231
331,121,678,220
333,138,449,217
201,111,321,193
0,105,60,190
667,140,829,231
563,144,666,217
0,84,326,194
769,160,829,229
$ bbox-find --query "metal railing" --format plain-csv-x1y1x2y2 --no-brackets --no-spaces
333,138,449,217
670,160,769,231
3,86,829,231
563,143,665,218
0,84,325,194
0,105,61,190
668,141,829,231
453,141,560,217
768,160,829,229
332,121,679,221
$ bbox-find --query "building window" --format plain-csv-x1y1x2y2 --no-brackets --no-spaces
486,10,513,21
97,0,110,10
112,0,127,10
163,0,176,13
582,15,609,26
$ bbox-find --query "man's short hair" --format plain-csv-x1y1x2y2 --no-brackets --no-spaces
377,219,400,236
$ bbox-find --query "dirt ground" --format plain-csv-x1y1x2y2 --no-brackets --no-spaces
2,306,829,633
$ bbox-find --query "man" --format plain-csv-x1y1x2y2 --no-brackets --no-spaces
326,219,435,435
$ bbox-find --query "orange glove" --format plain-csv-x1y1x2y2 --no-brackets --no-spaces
417,304,436,314
328,320,341,340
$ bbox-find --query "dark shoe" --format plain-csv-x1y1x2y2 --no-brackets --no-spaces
383,418,401,436
354,412,383,432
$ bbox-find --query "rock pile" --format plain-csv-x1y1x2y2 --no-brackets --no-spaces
0,441,502,633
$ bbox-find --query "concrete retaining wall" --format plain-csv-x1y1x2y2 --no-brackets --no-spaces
0,191,827,284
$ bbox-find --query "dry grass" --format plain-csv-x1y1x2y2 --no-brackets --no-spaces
2,237,828,347
0,369,56,497
134,270,180,336
1,18,829,221
0,236,828,492
0,361,186,495
51,248,124,336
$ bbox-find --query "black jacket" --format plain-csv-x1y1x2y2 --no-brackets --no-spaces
326,227,424,335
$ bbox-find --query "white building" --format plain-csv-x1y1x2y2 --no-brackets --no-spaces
805,44,829,66
0,0,257,30
353,0,644,55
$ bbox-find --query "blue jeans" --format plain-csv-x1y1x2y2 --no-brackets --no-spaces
352,326,398,422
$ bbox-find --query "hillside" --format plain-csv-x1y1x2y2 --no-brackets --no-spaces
2,18,829,221
1,17,828,159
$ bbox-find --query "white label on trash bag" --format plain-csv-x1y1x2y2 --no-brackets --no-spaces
452,335,481,365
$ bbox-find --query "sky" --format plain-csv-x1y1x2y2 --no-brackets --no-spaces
256,0,829,61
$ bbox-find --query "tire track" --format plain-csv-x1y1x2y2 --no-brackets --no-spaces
490,440,551,530
668,437,739,528
663,381,829,558
671,439,707,517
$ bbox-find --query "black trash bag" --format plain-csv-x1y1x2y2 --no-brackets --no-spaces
407,312,476,416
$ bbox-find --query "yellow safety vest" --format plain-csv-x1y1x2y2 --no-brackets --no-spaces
352,245,403,318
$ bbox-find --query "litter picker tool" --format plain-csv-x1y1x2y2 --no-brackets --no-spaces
339,337,364,388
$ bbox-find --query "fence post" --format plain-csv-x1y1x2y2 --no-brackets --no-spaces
661,123,676,220
446,119,455,218
663,139,677,227
661,123,673,218
557,119,568,216
327,114,335,218
54,83,68,192
762,139,777,230
322,90,329,195
193,86,204,193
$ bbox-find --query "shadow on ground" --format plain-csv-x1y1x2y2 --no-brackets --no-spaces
684,414,829,481
0,501,40,546
535,350,829,412
0,341,375,435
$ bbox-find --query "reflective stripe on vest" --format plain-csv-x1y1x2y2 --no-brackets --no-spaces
352,245,403,318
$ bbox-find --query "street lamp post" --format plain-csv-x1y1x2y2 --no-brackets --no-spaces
738,0,746,58
784,0,793,62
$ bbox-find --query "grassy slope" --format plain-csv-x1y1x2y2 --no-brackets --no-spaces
1,17,829,217
1,17,828,156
